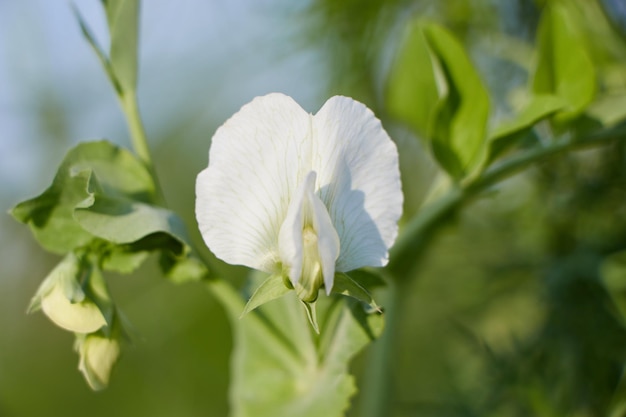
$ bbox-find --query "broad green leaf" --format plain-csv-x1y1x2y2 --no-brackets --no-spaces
332,272,381,312
74,196,186,244
30,253,107,334
386,18,439,138
12,140,204,283
209,277,384,417
424,23,490,180
103,0,139,93
74,194,208,283
241,274,291,316
11,140,155,254
488,94,566,162
12,169,94,254
531,2,596,122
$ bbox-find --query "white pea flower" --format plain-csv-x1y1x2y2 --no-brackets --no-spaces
196,93,402,303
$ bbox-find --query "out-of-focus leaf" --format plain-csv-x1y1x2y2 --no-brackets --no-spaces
532,2,596,122
587,93,626,126
386,19,440,138
601,250,626,324
209,276,383,417
387,21,490,180
103,0,139,93
423,23,490,180
488,94,566,162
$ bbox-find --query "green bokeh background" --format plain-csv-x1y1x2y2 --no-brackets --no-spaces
2,1,626,416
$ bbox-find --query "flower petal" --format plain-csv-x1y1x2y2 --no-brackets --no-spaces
312,96,403,271
196,93,312,272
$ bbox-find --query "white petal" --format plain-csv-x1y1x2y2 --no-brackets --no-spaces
196,93,313,272
312,96,403,271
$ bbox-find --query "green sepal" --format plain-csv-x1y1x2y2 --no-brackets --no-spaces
300,299,320,334
241,274,291,317
332,272,382,313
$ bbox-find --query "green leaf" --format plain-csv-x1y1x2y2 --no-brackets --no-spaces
74,196,185,244
241,274,291,316
386,18,440,138
72,4,115,90
12,140,204,283
488,94,566,162
423,23,490,180
103,0,140,93
74,194,208,283
11,140,155,254
208,278,384,417
531,2,596,122
332,273,381,312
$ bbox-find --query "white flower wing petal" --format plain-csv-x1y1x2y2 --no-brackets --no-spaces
312,96,403,271
196,93,312,272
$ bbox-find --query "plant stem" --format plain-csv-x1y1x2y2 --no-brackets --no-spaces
358,280,406,417
120,90,166,205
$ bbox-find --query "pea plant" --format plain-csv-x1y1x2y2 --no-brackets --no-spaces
11,1,626,416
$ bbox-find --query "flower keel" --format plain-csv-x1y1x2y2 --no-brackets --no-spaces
279,171,340,302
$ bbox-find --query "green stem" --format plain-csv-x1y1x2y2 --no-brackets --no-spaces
358,280,406,417
119,90,166,205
